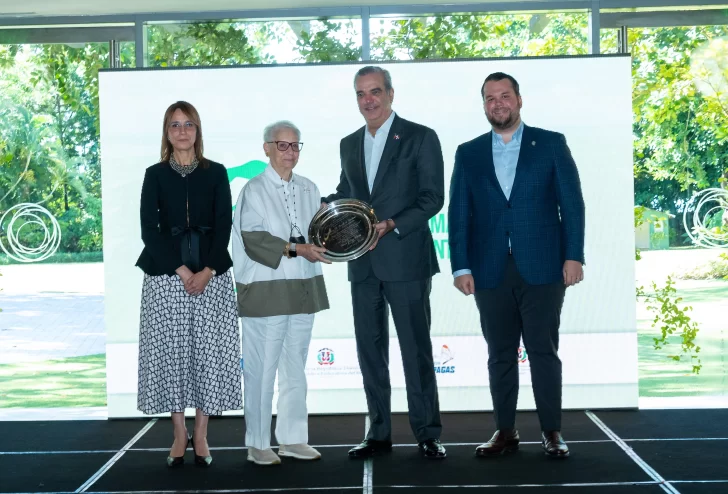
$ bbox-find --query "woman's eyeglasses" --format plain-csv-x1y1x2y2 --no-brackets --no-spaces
169,121,196,132
267,141,304,152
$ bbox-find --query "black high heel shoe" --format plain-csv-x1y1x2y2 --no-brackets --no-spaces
190,434,213,467
166,435,190,468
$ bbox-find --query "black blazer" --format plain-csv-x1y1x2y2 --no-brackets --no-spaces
135,160,233,276
323,115,445,283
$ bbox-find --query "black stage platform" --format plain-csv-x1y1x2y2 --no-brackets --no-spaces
2,409,727,493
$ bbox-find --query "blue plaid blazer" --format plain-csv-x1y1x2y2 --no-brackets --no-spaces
448,125,585,290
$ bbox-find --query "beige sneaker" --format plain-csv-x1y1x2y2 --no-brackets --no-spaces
247,447,281,466
278,443,322,460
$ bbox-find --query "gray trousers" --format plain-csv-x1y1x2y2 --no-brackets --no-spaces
351,269,442,443
474,255,566,432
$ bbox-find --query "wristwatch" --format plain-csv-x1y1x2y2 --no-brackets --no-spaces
283,242,297,258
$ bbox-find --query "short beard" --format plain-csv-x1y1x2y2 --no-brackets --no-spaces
486,111,518,131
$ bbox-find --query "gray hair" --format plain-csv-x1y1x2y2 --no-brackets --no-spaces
263,120,301,142
354,66,393,92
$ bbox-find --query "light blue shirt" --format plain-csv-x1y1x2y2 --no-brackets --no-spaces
453,121,524,279
492,121,524,200
364,110,396,192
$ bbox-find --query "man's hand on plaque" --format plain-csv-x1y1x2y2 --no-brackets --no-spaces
369,219,395,250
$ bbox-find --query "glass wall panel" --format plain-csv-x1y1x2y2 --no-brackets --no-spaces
0,39,133,410
628,25,728,401
145,18,362,67
370,12,589,60
600,28,619,53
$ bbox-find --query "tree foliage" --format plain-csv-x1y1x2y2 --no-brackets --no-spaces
1,14,727,260
631,26,728,241
0,43,115,254
370,13,588,59
147,22,270,67
637,277,702,374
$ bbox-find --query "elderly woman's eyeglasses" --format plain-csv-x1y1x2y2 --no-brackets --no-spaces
267,141,303,152
169,121,196,132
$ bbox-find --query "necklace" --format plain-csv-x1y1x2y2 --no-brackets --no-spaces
281,177,302,241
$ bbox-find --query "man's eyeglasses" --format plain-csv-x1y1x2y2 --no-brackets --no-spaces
169,121,196,132
267,141,304,152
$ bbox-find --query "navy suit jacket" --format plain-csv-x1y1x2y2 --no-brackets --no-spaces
448,124,585,290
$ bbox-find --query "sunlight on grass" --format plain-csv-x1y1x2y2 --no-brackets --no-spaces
639,280,728,398
0,354,107,408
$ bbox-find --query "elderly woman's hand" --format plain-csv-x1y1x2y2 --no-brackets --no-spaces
297,244,331,264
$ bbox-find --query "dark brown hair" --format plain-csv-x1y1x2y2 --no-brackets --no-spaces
160,101,206,166
481,72,521,100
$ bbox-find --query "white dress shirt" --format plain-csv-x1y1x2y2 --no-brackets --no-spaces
364,110,396,192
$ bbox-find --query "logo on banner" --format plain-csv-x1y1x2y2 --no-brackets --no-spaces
317,348,335,366
518,345,528,364
434,344,455,374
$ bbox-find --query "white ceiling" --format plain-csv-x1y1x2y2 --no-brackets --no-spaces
0,0,542,18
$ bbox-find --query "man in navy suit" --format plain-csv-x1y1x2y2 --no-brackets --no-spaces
448,72,585,459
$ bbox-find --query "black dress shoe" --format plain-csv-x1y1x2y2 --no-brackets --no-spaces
542,431,569,458
418,439,446,459
475,429,520,457
166,435,190,467
348,439,393,458
166,455,184,468
190,434,213,467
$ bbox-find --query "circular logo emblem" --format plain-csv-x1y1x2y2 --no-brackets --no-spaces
317,348,335,366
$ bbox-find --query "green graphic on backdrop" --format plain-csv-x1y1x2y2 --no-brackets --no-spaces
227,160,267,211
227,160,267,182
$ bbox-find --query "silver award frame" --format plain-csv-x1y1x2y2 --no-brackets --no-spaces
309,199,378,262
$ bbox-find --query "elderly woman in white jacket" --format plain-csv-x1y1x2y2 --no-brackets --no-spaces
232,121,330,466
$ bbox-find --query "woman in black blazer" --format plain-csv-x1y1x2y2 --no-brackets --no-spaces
136,101,242,467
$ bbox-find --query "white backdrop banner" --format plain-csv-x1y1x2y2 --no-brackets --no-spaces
100,56,636,418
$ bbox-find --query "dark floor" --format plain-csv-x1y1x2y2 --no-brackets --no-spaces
1,409,727,493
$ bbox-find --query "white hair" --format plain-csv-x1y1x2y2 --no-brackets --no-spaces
263,120,301,142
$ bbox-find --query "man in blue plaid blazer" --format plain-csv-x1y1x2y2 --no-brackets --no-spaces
448,72,585,459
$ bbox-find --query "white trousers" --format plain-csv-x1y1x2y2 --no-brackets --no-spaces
242,313,314,450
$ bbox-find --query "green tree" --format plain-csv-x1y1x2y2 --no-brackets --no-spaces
294,20,361,62
0,43,110,256
0,103,58,209
631,26,728,243
370,13,588,60
147,22,270,67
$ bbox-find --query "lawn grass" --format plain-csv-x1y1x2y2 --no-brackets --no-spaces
0,251,103,265
638,280,728,398
0,354,107,408
0,279,724,408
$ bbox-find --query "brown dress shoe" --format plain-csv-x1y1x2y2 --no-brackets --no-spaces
475,429,520,457
542,431,569,458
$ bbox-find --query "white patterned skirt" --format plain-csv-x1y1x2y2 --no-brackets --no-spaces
137,270,243,415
